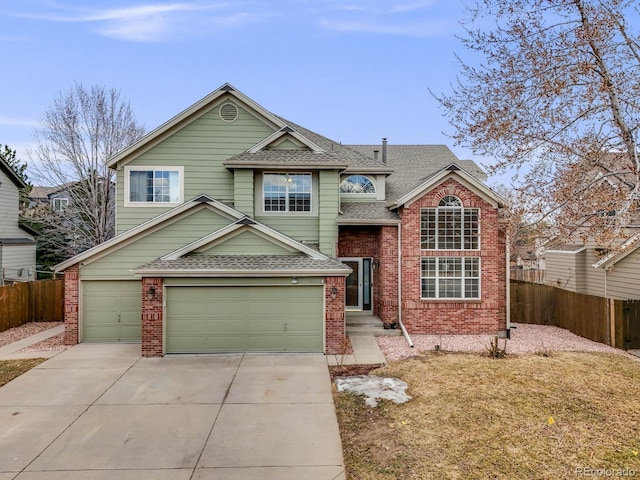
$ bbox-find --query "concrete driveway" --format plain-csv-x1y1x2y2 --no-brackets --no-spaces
0,344,345,479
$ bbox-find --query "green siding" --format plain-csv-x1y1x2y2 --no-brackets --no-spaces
268,138,306,150
200,230,298,255
81,207,234,279
116,99,275,234
165,285,323,353
233,169,254,216
82,280,141,342
318,170,340,257
608,251,640,300
253,216,320,245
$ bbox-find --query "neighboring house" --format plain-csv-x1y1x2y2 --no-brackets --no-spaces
55,84,508,357
545,235,640,300
0,157,36,284
29,185,72,211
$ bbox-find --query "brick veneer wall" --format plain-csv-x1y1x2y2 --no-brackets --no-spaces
63,265,79,345
141,277,163,357
325,276,346,354
337,225,399,326
400,178,507,334
378,226,399,325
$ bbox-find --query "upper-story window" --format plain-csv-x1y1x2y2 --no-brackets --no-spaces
339,175,376,194
125,166,183,206
420,195,479,250
263,173,312,212
52,198,69,211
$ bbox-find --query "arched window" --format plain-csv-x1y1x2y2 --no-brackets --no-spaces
339,175,376,194
439,195,462,207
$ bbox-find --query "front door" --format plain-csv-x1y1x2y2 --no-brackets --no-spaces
340,258,372,311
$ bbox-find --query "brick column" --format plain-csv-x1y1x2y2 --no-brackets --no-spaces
64,265,79,345
141,277,163,357
378,226,399,326
325,276,346,354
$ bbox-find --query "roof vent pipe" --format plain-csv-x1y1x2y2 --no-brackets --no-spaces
373,149,379,161
382,138,387,164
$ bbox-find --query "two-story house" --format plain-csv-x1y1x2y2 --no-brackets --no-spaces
55,84,508,356
0,157,36,284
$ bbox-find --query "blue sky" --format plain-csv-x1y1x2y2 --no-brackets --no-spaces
1,1,508,184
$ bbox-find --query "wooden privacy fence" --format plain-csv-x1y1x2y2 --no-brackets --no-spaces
511,280,640,349
0,279,64,332
510,268,545,284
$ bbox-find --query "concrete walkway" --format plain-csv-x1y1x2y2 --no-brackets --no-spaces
0,324,65,360
0,345,345,479
326,335,387,366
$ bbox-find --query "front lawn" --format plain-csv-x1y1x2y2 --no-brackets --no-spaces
333,352,640,479
0,359,46,388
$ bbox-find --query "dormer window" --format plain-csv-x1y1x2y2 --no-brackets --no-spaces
263,173,312,212
340,175,376,194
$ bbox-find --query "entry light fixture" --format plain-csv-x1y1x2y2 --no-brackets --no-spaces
330,286,338,299
147,286,156,301
291,276,299,284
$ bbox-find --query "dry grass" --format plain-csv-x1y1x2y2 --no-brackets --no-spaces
333,352,640,479
0,358,46,388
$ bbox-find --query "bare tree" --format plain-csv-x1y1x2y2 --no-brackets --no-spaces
29,84,145,259
434,0,640,246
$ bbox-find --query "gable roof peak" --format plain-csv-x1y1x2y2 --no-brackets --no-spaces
219,83,235,92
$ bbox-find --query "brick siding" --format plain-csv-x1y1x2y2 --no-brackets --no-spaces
325,276,346,354
63,265,79,345
400,179,507,334
141,277,163,357
338,178,507,335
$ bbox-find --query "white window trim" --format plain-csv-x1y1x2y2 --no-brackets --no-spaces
420,206,481,251
339,175,378,198
52,197,69,211
124,166,184,207
261,172,313,215
420,256,481,300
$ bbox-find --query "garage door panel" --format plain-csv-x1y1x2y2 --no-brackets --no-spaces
166,285,323,353
83,281,141,342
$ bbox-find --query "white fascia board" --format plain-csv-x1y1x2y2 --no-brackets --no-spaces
132,268,351,278
160,223,244,260
54,196,244,272
247,128,325,154
394,167,507,209
592,233,640,269
108,83,287,169
545,247,586,255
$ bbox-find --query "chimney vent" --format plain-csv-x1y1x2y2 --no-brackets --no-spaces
373,149,379,161
382,138,388,164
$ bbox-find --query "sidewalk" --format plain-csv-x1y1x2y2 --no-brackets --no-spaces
326,335,387,366
0,325,65,360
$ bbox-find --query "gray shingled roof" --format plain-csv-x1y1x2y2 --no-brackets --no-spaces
274,118,394,172
338,202,400,224
223,150,347,168
134,254,351,273
347,145,487,203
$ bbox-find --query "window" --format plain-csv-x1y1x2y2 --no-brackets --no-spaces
126,167,182,205
420,196,479,250
263,173,311,212
421,257,480,299
52,198,69,211
340,175,376,194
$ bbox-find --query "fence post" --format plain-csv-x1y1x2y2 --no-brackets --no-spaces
609,298,615,347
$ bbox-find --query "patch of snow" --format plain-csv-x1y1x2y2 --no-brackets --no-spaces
334,375,411,407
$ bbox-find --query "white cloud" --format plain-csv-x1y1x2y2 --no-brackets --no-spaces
319,18,449,37
13,2,255,42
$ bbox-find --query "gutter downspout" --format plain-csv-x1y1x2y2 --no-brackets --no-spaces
397,222,414,347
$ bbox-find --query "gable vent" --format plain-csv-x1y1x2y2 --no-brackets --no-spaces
220,103,239,122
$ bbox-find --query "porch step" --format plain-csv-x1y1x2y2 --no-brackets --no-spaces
346,315,403,336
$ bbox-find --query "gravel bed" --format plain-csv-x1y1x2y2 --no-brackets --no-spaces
0,322,63,349
19,333,71,353
377,323,635,363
